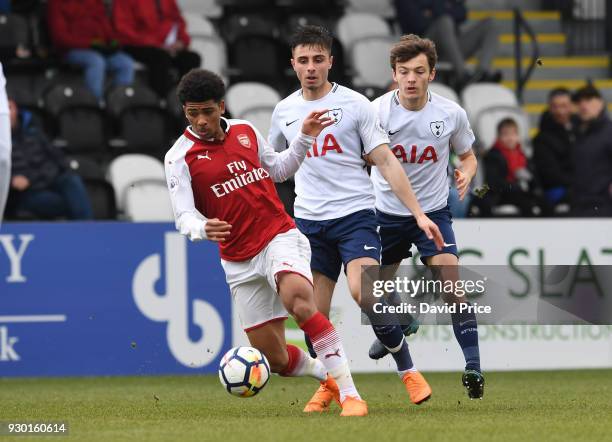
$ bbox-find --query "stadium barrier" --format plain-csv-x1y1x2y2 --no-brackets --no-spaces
1,220,612,377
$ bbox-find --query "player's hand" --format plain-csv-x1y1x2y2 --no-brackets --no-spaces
362,152,375,166
11,175,30,191
416,215,444,251
205,218,232,242
454,169,471,201
301,110,334,137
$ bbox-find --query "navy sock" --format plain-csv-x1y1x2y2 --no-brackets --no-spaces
371,323,413,371
451,306,480,372
364,295,414,371
386,289,417,331
304,333,317,359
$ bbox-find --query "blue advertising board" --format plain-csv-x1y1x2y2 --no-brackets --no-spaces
0,222,232,377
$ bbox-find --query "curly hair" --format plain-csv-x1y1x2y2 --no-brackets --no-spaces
390,34,437,72
290,24,333,54
177,69,225,104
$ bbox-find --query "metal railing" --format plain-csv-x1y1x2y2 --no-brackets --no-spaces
513,8,540,104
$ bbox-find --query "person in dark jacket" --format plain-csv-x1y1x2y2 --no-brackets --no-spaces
113,0,201,97
393,0,499,87
533,88,577,205
571,85,612,217
7,99,93,220
483,118,542,216
47,0,135,99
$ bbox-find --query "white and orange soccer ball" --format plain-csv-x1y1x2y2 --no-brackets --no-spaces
218,346,270,397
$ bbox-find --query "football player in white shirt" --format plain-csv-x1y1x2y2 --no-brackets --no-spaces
269,25,444,412
0,62,11,225
368,35,484,399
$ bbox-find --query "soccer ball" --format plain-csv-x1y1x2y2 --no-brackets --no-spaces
218,346,270,397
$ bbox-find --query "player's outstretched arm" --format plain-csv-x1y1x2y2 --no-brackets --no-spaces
369,144,444,250
257,110,333,182
455,149,477,201
165,152,231,242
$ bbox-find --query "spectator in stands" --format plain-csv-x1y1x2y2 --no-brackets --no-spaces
113,0,201,97
47,0,135,99
483,118,542,217
571,85,612,216
393,0,500,88
533,88,576,206
7,98,93,220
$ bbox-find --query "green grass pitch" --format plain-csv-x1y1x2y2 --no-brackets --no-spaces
1,370,611,441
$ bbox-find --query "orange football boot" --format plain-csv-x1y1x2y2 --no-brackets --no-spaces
340,396,368,417
402,370,432,404
303,375,341,413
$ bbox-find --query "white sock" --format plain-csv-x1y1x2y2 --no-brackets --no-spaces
279,344,326,381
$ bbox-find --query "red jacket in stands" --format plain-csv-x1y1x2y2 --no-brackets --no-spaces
47,0,116,52
113,0,191,48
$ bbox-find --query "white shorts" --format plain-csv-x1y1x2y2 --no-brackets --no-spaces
221,228,313,332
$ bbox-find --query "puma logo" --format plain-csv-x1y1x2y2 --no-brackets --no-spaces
325,349,341,359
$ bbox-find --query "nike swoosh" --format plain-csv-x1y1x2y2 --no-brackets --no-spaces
459,320,476,327
388,129,400,136
443,242,456,247
364,245,377,251
286,119,299,126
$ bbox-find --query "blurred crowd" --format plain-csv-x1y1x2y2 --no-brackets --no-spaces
0,0,611,220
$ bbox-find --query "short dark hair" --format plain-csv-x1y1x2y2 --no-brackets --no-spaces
390,34,437,71
497,117,518,134
572,84,602,103
177,69,225,104
290,25,333,54
548,87,571,101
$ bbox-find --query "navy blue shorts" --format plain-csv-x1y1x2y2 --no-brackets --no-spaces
377,206,458,265
295,209,381,282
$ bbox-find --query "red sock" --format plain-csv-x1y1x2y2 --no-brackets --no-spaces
279,344,326,380
299,312,360,401
278,344,301,376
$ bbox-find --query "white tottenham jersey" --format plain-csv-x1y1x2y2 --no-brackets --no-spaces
371,89,475,216
269,83,389,221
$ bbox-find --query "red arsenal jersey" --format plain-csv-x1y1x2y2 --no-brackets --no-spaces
165,118,295,261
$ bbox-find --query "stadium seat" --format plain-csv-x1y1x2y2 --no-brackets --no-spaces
350,37,395,88
178,0,222,18
190,36,228,82
227,37,283,83
5,72,49,110
429,82,460,104
184,12,216,38
461,83,518,121
67,156,117,220
352,85,386,101
460,83,528,152
346,0,395,19
106,85,170,156
44,83,107,154
476,107,531,153
0,13,30,58
336,12,392,53
107,154,173,221
226,82,280,136
224,14,283,83
166,87,186,134
225,82,280,117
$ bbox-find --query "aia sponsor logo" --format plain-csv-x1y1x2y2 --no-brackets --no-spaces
306,133,344,158
392,144,438,164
